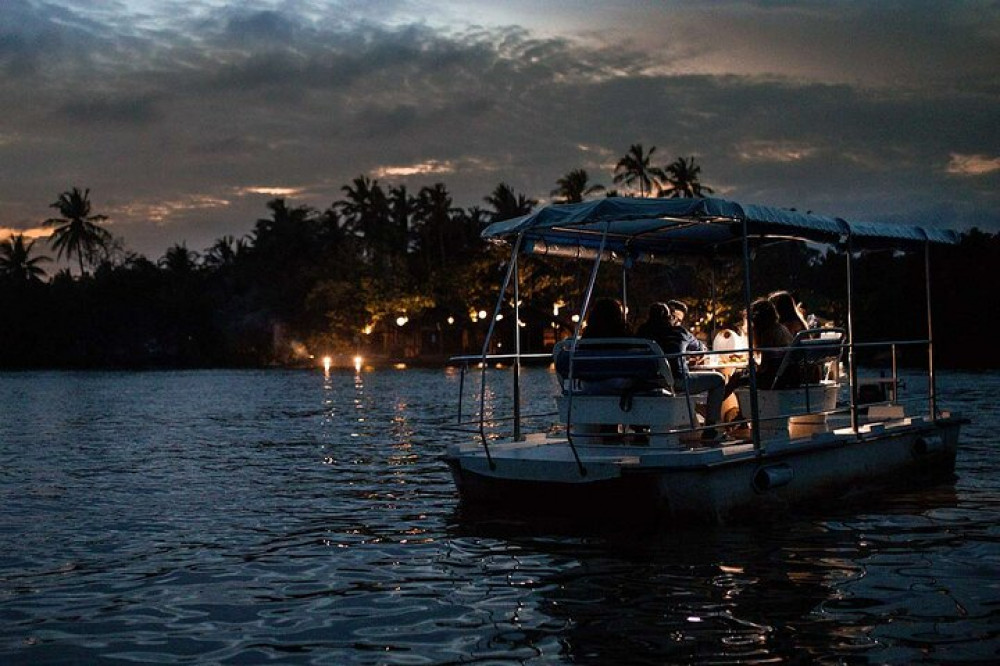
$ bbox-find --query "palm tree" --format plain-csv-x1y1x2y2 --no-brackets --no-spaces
659,156,715,198
484,182,537,222
44,187,111,276
202,235,245,270
160,242,199,275
253,198,314,241
414,183,460,268
613,144,664,198
337,175,392,268
388,185,414,256
551,169,605,203
0,234,50,283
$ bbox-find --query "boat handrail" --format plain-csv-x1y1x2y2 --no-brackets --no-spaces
451,336,940,445
853,339,930,348
449,352,552,364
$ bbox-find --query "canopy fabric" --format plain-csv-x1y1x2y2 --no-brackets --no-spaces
482,197,960,255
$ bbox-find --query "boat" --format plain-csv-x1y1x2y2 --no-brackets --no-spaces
443,197,966,524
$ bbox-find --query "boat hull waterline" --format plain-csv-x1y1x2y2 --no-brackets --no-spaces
445,416,963,524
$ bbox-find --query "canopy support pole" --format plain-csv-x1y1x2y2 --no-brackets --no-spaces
740,217,763,457
846,235,860,433
513,252,522,441
709,256,717,343
925,240,937,419
621,253,629,326
478,233,525,469
565,221,612,478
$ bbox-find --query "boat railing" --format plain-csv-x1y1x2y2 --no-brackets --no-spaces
449,336,940,448
448,352,558,437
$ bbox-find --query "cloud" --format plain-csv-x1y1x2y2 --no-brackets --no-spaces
373,161,456,178
235,186,308,197
59,94,163,125
946,153,1000,176
737,140,819,163
0,225,50,241
0,0,997,258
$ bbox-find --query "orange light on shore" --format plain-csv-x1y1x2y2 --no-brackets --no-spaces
322,356,332,373
353,356,363,372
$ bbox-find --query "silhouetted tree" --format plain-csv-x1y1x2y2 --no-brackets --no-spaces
413,183,460,270
44,187,111,275
551,169,604,203
0,234,50,283
659,156,714,198
337,175,391,270
160,243,199,275
202,235,246,270
613,144,663,198
485,182,537,222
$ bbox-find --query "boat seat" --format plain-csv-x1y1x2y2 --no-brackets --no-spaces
736,380,840,438
553,338,693,445
769,327,846,389
553,337,674,395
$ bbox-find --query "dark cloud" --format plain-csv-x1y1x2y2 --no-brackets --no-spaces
0,0,997,257
223,9,300,44
59,94,163,125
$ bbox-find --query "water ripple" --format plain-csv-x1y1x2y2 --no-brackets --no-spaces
1,368,999,663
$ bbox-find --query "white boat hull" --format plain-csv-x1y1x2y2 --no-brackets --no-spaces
445,415,963,524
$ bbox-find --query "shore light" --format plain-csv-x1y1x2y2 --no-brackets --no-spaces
447,316,455,325
478,310,488,320
353,356,363,372
322,356,332,373
571,314,580,323
396,316,408,327
495,313,504,321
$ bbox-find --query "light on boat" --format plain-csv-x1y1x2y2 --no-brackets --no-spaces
322,356,332,373
495,313,504,321
396,316,408,327
478,310,488,320
571,314,580,323
353,356,363,372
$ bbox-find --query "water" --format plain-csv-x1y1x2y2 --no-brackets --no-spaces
1,368,997,664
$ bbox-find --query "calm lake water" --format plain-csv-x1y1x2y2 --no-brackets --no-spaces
1,368,998,665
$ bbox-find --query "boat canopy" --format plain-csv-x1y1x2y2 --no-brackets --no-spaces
482,197,959,257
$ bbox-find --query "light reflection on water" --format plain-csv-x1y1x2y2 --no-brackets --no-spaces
0,368,998,664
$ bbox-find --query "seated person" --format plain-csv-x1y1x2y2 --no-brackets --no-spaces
575,297,643,396
750,298,800,389
666,299,689,326
637,302,727,441
768,290,809,337
583,297,630,338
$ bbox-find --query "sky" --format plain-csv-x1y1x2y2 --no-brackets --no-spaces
1,0,998,259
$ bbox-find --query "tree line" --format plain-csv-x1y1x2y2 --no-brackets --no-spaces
0,145,989,369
